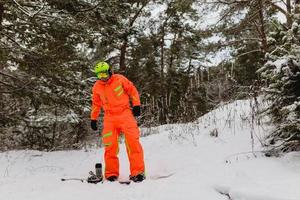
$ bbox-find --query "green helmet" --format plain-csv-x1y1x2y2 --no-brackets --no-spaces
94,61,111,80
94,61,110,73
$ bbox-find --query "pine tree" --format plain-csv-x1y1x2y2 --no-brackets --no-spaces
258,2,300,152
0,0,94,150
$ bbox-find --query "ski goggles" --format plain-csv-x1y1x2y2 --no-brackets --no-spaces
96,71,109,79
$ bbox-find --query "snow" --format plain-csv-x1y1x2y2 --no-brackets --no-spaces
273,1,288,23
1,99,300,200
265,58,288,74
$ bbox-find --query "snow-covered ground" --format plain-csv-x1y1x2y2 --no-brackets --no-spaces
1,99,300,200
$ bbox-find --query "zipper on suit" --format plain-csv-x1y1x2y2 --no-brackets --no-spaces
104,83,109,103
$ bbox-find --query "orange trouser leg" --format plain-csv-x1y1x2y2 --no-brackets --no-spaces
102,119,120,178
120,111,145,176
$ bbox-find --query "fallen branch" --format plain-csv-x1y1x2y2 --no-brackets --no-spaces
216,189,233,200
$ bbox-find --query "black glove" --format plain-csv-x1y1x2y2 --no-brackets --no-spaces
91,120,98,131
132,106,141,117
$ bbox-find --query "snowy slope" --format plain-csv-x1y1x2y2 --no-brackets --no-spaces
1,99,300,200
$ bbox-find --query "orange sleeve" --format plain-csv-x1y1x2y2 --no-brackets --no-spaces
121,75,141,106
90,85,102,120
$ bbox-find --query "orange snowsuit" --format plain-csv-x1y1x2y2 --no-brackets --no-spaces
91,74,145,178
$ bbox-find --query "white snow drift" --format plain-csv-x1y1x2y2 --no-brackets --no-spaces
1,98,300,200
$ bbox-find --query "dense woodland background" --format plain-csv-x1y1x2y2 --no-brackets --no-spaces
1,0,299,152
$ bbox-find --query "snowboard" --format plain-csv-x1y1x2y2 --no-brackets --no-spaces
61,172,175,185
61,177,130,185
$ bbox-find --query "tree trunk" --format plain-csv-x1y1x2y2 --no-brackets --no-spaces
51,107,58,149
160,26,165,82
0,3,4,30
286,0,293,28
258,0,268,54
160,25,166,124
118,2,149,73
119,39,127,73
295,0,300,14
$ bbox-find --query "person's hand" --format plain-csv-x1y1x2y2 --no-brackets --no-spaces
91,120,98,131
132,106,141,117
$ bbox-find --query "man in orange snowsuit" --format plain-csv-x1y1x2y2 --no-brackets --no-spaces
90,61,145,182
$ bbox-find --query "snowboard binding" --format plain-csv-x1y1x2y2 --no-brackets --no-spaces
87,163,103,184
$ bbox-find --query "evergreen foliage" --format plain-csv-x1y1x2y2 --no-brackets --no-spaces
1,0,94,150
1,0,299,152
258,4,300,152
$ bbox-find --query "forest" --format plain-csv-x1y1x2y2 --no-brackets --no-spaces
1,0,299,152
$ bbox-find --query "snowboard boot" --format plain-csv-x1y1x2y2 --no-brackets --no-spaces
95,163,103,179
106,176,118,182
87,163,103,184
129,173,146,182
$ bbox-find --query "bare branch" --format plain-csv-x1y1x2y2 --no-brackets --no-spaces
31,2,46,18
73,2,102,13
237,49,261,57
265,0,291,17
0,71,20,81
12,0,54,19
205,0,249,5
0,80,16,87
12,0,32,16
